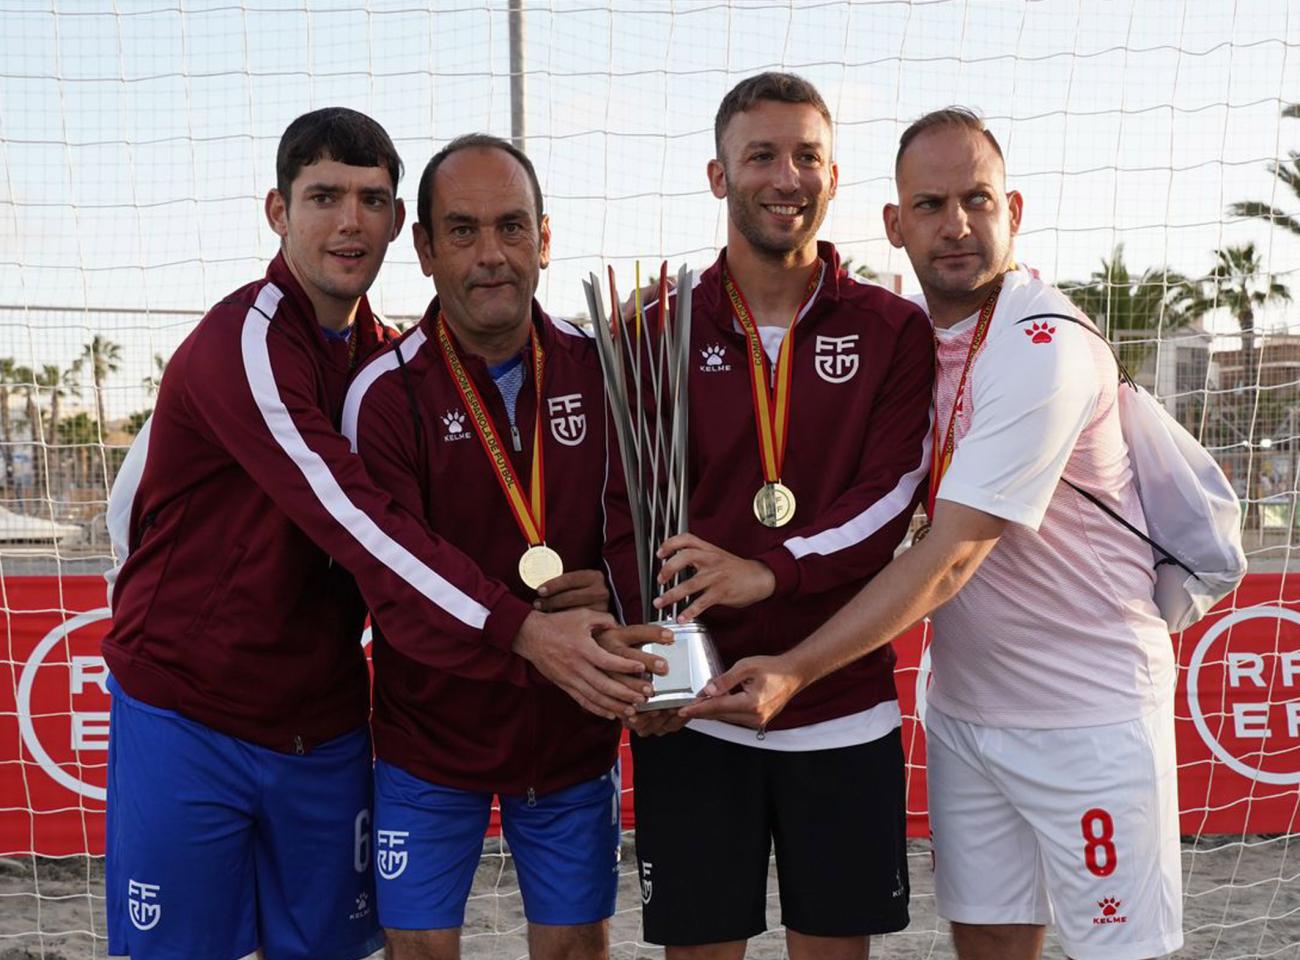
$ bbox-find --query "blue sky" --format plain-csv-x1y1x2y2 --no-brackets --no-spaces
1,0,1297,420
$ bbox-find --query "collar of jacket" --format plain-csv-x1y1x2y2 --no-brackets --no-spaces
264,251,386,356
695,238,845,335
416,296,556,383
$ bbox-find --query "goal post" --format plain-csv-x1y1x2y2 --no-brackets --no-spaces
2,3,1299,958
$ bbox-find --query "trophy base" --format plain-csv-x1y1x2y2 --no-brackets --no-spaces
636,619,724,712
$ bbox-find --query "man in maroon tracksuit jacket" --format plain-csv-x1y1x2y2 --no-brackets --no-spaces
605,74,934,959
102,110,652,960
342,134,660,960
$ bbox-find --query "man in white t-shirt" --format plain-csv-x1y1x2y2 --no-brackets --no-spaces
680,108,1183,960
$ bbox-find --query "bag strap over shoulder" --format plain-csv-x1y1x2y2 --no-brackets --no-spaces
1015,311,1203,584
1016,312,1136,387
1060,477,1199,581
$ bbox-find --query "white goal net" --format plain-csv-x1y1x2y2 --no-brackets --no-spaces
2,2,1298,958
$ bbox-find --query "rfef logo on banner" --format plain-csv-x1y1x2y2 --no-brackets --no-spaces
1186,604,1300,786
17,606,113,802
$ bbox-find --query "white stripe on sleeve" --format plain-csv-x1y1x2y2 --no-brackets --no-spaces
104,413,152,607
341,327,427,452
242,285,489,629
783,407,934,560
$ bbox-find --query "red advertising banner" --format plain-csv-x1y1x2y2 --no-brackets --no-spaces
4,575,1299,855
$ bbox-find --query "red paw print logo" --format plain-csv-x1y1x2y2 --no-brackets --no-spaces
1026,321,1056,344
1098,897,1121,916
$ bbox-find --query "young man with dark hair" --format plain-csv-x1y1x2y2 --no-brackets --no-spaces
103,110,651,960
687,108,1183,960
606,72,934,960
342,133,665,960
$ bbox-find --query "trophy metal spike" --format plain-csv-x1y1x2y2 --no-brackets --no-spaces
584,263,722,709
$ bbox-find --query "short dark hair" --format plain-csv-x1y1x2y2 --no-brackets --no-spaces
417,134,544,232
714,72,833,162
276,107,403,204
896,107,1004,175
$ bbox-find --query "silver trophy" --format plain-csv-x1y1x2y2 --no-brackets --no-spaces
584,264,723,711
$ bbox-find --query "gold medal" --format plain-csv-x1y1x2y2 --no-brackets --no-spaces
753,481,796,528
438,316,561,593
913,521,931,544
518,544,564,590
724,265,821,531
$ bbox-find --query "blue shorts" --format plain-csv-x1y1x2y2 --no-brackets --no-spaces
105,676,383,960
373,759,620,929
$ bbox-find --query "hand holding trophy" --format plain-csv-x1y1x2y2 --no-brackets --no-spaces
585,263,723,710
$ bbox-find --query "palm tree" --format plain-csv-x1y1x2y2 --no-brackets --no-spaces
142,353,167,397
0,358,17,496
1198,243,1291,389
1059,244,1203,374
38,361,79,499
80,335,123,433
57,411,98,492
1228,103,1300,236
840,256,880,283
13,365,44,500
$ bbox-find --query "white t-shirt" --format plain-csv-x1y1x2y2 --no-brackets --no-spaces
921,266,1175,729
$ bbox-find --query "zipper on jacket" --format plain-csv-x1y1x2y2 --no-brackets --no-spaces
526,787,537,808
293,735,305,756
510,424,522,453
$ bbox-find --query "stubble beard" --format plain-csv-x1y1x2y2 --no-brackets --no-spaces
727,175,828,263
919,245,1014,316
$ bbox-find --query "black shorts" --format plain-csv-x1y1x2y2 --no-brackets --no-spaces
631,726,910,946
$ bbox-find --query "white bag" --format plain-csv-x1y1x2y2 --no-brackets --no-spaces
1050,316,1247,633
1112,382,1246,632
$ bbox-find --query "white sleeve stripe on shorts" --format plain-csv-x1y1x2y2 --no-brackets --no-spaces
242,285,489,630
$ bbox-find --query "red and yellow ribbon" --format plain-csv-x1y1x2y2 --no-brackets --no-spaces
723,263,824,487
926,281,1003,518
436,315,547,547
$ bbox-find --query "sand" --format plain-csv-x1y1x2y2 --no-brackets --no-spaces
2,834,1297,960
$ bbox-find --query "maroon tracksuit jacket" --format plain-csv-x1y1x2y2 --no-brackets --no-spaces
104,255,535,755
609,242,934,731
343,302,620,796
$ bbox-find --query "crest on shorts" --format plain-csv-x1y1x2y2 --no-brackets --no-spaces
639,860,653,904
814,334,860,383
377,829,410,880
128,878,161,931
547,394,587,446
1092,896,1128,925
348,890,372,921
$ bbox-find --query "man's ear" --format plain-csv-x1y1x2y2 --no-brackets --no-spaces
707,158,728,200
1007,189,1023,238
882,203,904,249
390,198,407,242
265,189,289,238
539,214,552,270
412,222,435,277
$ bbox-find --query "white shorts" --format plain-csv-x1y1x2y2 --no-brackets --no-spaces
925,704,1183,960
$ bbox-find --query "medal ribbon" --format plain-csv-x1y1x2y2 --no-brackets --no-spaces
723,262,824,486
926,281,1003,517
436,314,547,546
